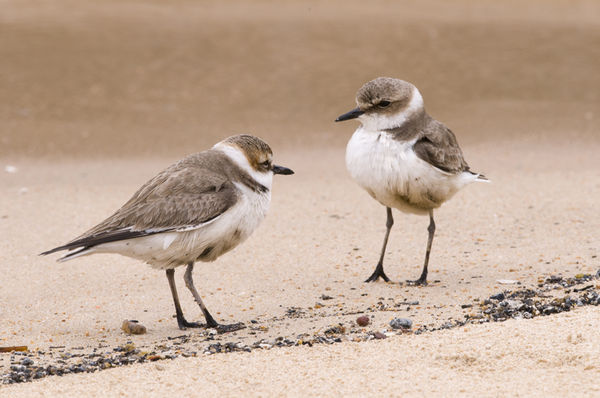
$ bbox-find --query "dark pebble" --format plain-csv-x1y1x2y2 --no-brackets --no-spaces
490,293,505,301
10,365,25,372
356,316,370,327
389,318,412,329
546,275,563,284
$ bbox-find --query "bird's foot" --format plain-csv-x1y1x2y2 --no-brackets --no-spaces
177,318,204,330
406,277,428,286
365,266,391,283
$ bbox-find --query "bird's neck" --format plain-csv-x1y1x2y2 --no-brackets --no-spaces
383,109,430,141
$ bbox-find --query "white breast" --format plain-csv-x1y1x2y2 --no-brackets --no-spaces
346,128,476,215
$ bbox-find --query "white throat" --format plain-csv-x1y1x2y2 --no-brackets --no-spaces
213,143,273,191
358,88,424,132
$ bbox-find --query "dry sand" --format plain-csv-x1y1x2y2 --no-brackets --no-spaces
1,0,599,396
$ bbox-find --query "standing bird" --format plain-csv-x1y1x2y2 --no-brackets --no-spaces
335,77,487,285
42,135,293,332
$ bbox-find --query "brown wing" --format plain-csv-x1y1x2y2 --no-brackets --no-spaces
42,154,238,254
413,120,470,174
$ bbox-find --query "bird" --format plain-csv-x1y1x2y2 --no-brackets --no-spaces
41,134,294,332
335,77,487,285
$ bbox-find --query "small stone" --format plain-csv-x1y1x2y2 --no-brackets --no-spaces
497,279,519,285
490,293,505,301
373,332,386,339
356,316,370,327
389,318,412,330
10,365,26,372
121,343,136,353
546,275,563,284
505,300,524,311
121,320,147,335
21,357,34,366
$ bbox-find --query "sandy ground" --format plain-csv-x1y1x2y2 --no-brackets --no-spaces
1,0,600,396
2,308,600,398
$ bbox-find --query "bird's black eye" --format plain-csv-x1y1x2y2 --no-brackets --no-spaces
261,160,271,168
378,100,391,108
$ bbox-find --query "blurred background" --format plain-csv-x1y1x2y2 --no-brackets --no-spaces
1,0,598,158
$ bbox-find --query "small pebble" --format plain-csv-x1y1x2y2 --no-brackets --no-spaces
490,293,505,301
356,316,370,327
373,332,386,339
121,320,147,335
389,318,412,330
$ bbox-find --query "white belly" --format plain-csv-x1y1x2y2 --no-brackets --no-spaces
345,128,475,214
90,184,271,269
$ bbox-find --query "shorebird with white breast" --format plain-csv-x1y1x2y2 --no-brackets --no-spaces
42,134,293,332
336,77,488,285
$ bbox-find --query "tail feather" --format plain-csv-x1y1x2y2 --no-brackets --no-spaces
476,173,490,182
56,247,95,262
469,170,490,183
40,245,70,256
40,228,158,259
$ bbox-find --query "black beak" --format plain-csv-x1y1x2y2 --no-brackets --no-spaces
335,107,364,122
273,165,294,175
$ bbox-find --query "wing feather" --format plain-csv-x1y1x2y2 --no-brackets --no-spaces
42,152,239,255
412,120,470,174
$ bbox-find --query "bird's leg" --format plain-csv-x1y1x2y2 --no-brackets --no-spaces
365,207,393,283
408,210,435,286
184,262,245,333
166,268,202,330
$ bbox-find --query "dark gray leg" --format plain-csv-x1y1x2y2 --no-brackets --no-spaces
408,209,435,286
183,262,245,333
166,268,202,330
365,207,393,283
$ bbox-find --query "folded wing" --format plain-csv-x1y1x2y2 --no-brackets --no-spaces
41,157,238,256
